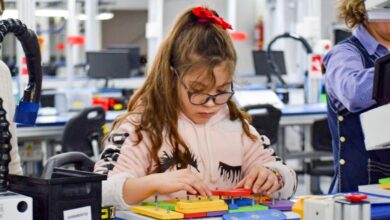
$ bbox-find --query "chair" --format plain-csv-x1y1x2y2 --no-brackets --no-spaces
41,152,95,179
61,106,106,160
243,104,282,145
306,118,334,194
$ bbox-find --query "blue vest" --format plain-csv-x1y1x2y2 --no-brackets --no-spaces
327,36,390,193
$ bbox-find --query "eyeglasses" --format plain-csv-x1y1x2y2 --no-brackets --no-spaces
174,70,235,105
181,82,234,105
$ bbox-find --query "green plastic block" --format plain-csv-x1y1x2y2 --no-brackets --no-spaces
228,205,268,213
320,93,327,103
379,177,390,184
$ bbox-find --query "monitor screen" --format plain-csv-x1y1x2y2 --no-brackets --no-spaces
86,51,131,79
106,45,140,71
334,29,351,44
252,50,287,76
373,53,390,104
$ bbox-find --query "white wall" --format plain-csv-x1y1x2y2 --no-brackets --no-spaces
234,0,258,75
163,0,259,76
321,0,339,40
163,0,226,37
102,10,148,55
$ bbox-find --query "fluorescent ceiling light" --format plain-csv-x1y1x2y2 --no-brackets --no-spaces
1,9,114,20
35,9,68,17
78,12,114,20
2,10,18,19
97,12,114,20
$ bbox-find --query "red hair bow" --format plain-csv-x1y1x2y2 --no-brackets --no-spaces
192,6,232,30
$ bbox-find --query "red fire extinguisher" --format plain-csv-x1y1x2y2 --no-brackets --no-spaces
254,16,264,50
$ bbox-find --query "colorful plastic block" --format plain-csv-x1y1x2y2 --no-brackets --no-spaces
223,209,287,220
228,205,268,213
175,199,228,214
142,201,176,211
379,177,390,184
207,210,228,217
212,188,252,197
183,212,207,218
131,206,183,219
226,198,254,207
262,199,294,211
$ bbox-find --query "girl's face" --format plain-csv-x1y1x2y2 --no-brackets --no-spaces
178,62,233,124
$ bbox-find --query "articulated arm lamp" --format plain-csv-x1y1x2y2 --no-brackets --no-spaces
0,19,42,191
266,32,313,87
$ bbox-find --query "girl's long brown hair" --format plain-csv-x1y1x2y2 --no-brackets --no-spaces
108,6,257,173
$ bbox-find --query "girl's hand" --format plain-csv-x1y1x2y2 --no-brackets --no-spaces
150,169,212,196
235,166,280,195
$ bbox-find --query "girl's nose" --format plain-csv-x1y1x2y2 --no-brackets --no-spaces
203,97,216,107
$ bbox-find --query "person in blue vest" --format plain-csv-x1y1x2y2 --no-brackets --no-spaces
323,0,390,193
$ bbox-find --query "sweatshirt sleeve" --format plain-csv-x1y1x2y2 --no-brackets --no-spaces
241,125,297,199
94,115,153,209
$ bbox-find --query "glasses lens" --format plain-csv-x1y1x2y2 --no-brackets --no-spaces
214,93,233,104
190,93,209,105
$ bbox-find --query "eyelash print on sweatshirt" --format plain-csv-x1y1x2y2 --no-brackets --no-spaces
218,162,241,184
98,148,121,174
100,148,121,161
99,132,128,174
159,150,200,173
107,133,129,148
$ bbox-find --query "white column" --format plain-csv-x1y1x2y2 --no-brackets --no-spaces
66,0,78,87
85,0,101,51
146,0,163,72
40,18,50,63
226,0,237,30
16,0,36,99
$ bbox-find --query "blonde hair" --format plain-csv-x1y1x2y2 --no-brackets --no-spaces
338,0,366,29
108,6,256,173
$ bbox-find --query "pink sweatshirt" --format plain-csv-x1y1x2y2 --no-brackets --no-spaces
94,106,297,209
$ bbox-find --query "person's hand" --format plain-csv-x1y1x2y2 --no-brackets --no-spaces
235,166,281,195
150,168,212,196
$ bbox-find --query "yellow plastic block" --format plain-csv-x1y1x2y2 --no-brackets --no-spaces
131,206,184,219
175,196,220,202
379,183,390,189
175,199,228,214
292,195,326,220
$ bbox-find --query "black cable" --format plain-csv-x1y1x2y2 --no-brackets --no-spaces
0,18,42,103
0,99,12,192
0,19,42,191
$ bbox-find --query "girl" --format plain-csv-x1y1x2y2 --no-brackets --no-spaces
95,6,297,209
324,0,390,193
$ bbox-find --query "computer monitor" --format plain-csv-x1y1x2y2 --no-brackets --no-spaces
106,45,140,74
334,29,351,44
86,51,131,87
373,53,390,104
252,50,287,76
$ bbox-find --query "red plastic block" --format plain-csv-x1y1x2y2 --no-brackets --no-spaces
183,212,207,218
211,188,252,197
